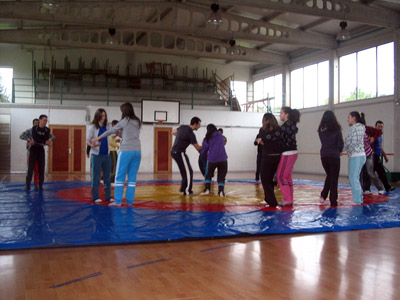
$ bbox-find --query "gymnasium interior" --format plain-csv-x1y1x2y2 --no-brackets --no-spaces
0,1,400,299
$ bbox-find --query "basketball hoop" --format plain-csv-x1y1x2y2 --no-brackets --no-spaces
157,120,164,125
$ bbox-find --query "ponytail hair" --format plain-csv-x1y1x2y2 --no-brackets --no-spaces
281,106,300,124
349,111,361,123
289,109,300,124
359,112,366,125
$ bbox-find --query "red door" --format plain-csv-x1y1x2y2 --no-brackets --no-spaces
154,127,172,173
49,125,86,173
52,128,69,172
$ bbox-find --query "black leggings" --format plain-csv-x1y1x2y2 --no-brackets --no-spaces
260,155,281,207
26,146,45,188
171,151,193,194
321,156,340,206
205,161,228,186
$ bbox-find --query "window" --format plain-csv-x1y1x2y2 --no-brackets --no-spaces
231,81,247,106
252,74,282,113
290,61,329,109
339,42,394,102
0,67,13,103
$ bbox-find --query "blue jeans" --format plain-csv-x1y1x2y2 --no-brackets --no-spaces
348,156,366,204
114,151,141,205
91,154,111,201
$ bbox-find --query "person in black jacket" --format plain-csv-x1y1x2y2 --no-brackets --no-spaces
25,114,51,191
276,107,300,207
256,113,282,207
318,110,344,206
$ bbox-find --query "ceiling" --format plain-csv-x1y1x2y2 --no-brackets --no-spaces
0,0,399,72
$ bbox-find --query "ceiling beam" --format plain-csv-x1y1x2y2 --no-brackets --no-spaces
299,18,330,31
0,29,290,65
0,1,337,49
218,0,400,28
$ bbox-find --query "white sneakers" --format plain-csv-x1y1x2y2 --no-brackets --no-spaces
378,190,385,195
94,198,102,203
200,189,210,195
319,197,326,204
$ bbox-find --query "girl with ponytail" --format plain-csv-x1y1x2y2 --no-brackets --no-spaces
276,106,301,207
344,111,366,204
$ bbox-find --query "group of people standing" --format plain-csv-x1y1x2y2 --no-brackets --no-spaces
255,108,394,208
171,117,228,197
21,103,394,209
87,103,141,207
256,107,301,207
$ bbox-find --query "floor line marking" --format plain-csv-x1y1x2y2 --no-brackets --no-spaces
126,258,171,269
50,272,102,288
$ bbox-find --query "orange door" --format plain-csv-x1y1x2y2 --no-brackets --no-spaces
49,125,86,173
154,127,172,173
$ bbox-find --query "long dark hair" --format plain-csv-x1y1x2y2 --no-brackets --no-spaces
92,108,107,129
318,110,341,132
359,112,366,125
349,111,362,124
282,106,300,124
120,102,141,127
205,124,218,142
262,113,279,132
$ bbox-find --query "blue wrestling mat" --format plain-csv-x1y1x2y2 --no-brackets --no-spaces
0,179,399,250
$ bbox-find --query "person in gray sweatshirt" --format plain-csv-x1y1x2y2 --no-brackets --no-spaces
344,111,366,204
91,102,141,207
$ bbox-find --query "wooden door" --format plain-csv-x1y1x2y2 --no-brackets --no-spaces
154,127,172,173
48,125,86,174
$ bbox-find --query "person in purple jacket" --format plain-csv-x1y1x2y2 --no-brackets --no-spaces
200,124,228,197
318,110,344,206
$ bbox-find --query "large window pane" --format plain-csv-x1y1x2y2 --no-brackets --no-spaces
231,81,247,105
318,61,329,106
290,68,303,109
358,47,376,99
340,53,357,102
303,64,318,108
0,67,13,103
377,42,394,96
274,74,282,113
264,77,274,111
254,79,263,100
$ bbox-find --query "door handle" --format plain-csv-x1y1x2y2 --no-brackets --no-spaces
69,148,72,154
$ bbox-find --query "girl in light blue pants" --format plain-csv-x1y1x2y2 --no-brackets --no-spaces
114,151,141,205
344,111,366,205
348,156,366,204
91,102,142,207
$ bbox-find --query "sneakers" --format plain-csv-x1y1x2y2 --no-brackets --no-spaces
183,191,194,196
106,198,115,202
200,189,210,195
93,198,102,203
378,190,385,195
108,202,121,207
388,187,395,192
279,201,293,207
363,190,372,195
319,197,326,204
218,191,225,197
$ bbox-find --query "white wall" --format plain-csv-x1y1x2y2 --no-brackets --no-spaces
4,98,397,175
8,104,263,174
